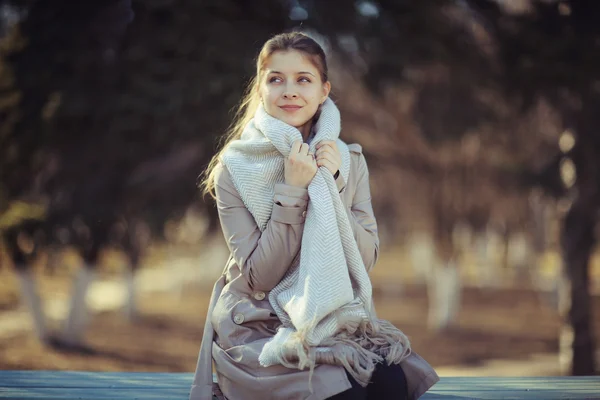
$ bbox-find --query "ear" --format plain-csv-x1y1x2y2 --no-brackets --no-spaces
321,81,331,103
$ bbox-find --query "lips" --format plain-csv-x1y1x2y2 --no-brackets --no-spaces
279,105,302,112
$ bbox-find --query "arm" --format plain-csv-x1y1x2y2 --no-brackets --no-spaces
215,164,307,292
346,153,380,272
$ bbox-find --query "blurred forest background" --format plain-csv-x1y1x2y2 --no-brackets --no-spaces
0,0,599,378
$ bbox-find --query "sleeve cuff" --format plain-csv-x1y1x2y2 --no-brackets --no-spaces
274,183,309,207
271,202,307,224
272,183,308,224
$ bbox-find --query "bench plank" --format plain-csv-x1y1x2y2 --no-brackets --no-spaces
0,387,189,399
0,371,190,388
0,372,598,399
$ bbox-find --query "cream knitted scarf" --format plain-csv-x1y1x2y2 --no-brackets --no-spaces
221,98,411,387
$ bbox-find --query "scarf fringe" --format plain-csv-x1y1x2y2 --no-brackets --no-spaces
268,316,411,392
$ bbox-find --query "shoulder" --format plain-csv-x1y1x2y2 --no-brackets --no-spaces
213,162,227,183
213,162,237,195
347,143,363,155
337,140,363,159
344,142,370,178
345,142,366,167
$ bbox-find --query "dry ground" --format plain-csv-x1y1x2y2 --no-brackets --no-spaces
0,245,599,375
0,280,598,375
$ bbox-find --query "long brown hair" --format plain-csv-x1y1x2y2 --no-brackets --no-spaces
199,32,329,199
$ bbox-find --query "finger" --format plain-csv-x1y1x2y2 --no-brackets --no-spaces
308,153,318,164
291,140,302,154
324,142,340,156
319,162,336,175
316,140,336,149
316,148,336,160
317,152,336,164
316,146,335,155
317,144,339,156
317,159,335,173
318,159,338,174
300,143,310,155
316,146,333,156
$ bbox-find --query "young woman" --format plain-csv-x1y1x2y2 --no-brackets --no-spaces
190,32,438,400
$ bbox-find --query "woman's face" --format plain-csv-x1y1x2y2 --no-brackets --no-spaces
260,50,331,135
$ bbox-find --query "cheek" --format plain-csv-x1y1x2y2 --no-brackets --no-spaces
303,93,321,109
263,87,282,105
301,88,323,103
268,90,282,103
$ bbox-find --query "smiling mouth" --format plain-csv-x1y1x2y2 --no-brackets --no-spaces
279,105,302,112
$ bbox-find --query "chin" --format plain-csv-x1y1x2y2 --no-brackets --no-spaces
278,113,313,129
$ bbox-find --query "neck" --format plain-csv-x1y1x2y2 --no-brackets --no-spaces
298,120,313,142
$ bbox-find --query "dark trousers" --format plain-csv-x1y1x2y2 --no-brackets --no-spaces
326,362,408,400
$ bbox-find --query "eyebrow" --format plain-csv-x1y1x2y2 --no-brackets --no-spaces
269,70,316,77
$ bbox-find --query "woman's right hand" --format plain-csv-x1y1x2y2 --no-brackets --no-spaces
284,141,317,189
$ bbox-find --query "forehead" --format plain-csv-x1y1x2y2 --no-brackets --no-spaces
264,50,319,74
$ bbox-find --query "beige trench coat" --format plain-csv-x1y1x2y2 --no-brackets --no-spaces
190,143,439,400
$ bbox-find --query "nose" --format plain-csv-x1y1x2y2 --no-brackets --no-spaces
283,85,298,99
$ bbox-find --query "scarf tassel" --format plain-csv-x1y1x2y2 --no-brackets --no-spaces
270,317,411,392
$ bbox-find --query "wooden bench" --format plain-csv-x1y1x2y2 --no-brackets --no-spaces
0,371,598,399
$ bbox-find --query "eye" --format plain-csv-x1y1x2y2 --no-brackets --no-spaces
269,76,282,83
298,76,312,83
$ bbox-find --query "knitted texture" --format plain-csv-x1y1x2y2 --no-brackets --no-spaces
221,98,411,387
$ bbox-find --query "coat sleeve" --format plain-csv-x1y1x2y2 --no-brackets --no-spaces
346,148,380,272
214,164,307,291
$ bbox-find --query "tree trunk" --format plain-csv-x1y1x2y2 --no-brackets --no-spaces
558,197,596,375
427,259,461,331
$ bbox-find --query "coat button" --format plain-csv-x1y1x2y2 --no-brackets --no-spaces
233,313,245,324
254,291,266,301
